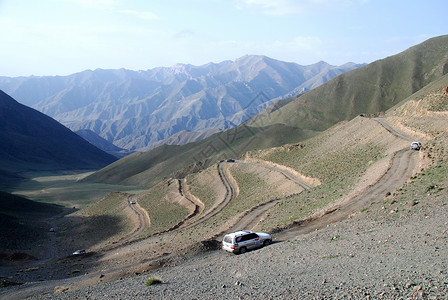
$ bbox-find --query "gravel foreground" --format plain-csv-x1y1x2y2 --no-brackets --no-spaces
33,188,447,300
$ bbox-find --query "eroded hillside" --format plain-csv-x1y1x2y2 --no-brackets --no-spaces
83,35,448,190
2,40,448,299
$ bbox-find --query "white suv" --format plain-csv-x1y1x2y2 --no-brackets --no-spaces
410,142,422,151
222,230,272,254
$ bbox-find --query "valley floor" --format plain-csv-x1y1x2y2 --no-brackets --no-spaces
29,177,448,299
1,115,447,299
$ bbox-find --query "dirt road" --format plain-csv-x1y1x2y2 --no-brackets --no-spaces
219,160,313,235
375,117,415,141
275,118,420,241
0,118,423,299
98,195,151,252
178,162,238,230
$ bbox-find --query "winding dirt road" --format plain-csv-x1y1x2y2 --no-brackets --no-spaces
99,195,151,251
219,160,313,235
275,118,420,241
0,118,423,299
177,162,238,230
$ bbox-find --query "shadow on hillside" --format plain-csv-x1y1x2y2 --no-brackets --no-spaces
0,171,27,191
0,213,129,284
58,214,126,255
0,213,53,253
0,191,66,254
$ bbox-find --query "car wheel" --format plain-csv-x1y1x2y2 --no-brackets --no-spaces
239,247,247,254
263,240,271,246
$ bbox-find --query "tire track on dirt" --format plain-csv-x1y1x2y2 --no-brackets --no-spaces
100,195,151,251
154,179,204,233
275,118,420,240
218,161,313,235
179,162,237,230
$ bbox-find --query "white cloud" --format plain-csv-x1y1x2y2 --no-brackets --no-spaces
63,0,118,9
235,0,367,15
288,36,323,51
119,9,159,20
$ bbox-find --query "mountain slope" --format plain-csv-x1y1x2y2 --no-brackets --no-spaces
249,35,448,131
0,191,65,251
0,57,363,150
3,66,447,299
0,90,116,177
75,129,133,158
85,35,448,187
85,123,312,186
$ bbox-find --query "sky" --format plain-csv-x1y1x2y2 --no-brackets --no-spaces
0,0,446,77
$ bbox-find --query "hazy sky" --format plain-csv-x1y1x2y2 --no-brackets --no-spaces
0,0,446,76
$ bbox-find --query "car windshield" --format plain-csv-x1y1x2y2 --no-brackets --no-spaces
223,236,233,243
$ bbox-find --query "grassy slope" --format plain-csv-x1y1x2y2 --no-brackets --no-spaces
186,168,218,213
63,192,134,249
389,73,448,111
136,182,189,236
85,35,448,188
249,35,448,130
85,123,311,187
388,74,448,138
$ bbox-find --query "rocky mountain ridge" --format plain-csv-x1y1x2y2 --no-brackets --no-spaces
0,90,116,182
0,56,364,151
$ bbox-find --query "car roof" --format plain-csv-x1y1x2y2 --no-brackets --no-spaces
225,230,253,238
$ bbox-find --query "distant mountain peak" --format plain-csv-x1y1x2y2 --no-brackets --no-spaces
0,56,364,151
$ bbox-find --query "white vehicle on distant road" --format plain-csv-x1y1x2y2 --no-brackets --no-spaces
222,230,272,254
410,142,422,150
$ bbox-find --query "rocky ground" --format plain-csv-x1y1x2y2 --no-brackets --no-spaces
28,173,447,299
2,101,447,299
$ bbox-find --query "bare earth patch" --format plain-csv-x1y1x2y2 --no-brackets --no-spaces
2,106,448,299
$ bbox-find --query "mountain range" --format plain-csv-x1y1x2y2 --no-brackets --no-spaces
1,35,447,189
85,35,448,187
1,35,448,297
0,56,364,151
0,90,116,186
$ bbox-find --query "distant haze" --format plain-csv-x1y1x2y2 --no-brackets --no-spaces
0,0,445,76
0,56,364,151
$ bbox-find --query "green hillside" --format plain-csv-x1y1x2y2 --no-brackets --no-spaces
85,123,312,186
249,35,448,130
85,35,448,187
